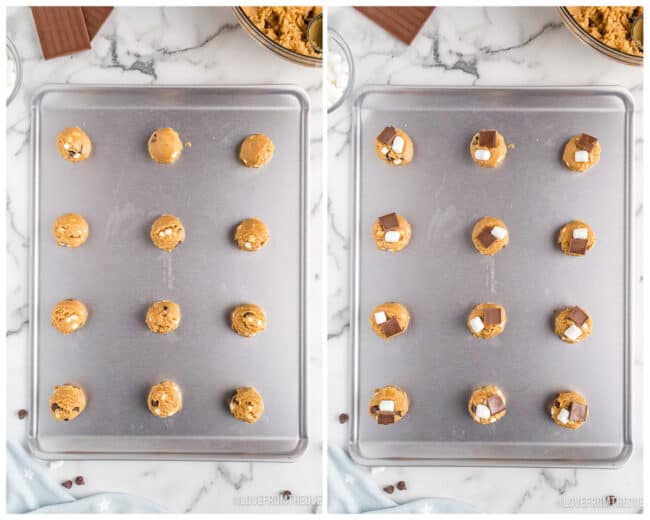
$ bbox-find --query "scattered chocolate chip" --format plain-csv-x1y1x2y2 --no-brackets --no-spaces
567,306,588,327
576,133,597,152
383,485,395,494
569,401,588,422
51,403,59,411
486,394,506,415
281,490,292,500
151,400,159,407
606,495,617,506
62,480,73,489
483,307,502,326
569,238,588,255
75,475,85,486
370,405,379,414
478,130,497,148
378,212,400,231
396,480,407,490
377,126,397,145
377,412,395,425
72,407,80,412
338,413,349,424
380,317,402,338
554,400,561,408
477,227,497,248
18,409,28,420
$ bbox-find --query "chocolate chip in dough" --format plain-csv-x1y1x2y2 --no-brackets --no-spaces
479,130,497,148
377,126,397,145
383,485,395,494
380,317,402,338
567,306,588,326
396,480,407,491
378,212,400,231
477,227,497,248
576,133,597,152
569,238,588,255
75,475,85,486
18,409,27,420
338,413,349,424
62,480,73,489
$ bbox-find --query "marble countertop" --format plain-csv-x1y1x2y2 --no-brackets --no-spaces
6,6,322,514
327,6,643,514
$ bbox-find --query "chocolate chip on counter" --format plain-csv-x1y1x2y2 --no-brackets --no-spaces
75,476,85,486
383,485,395,494
62,480,73,489
18,409,28,420
338,413,349,424
396,480,407,490
606,495,617,506
281,490,292,500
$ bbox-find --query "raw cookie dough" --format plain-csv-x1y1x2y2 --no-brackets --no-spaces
374,126,414,166
148,128,184,164
557,220,596,256
369,385,409,425
468,385,507,425
562,133,601,172
150,214,185,252
467,303,507,339
51,299,88,335
372,212,411,252
242,6,323,57
52,213,89,248
146,300,181,334
49,384,87,422
229,386,264,423
234,217,270,252
147,380,183,418
57,127,92,163
231,304,267,337
472,216,509,255
239,134,275,168
554,305,592,344
567,6,643,56
370,302,410,340
470,129,507,168
549,390,589,429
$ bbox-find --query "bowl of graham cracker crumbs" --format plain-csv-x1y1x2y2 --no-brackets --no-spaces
558,6,643,66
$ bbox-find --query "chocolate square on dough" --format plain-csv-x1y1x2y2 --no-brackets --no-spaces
477,227,497,248
483,307,502,325
377,412,395,425
479,130,497,148
576,133,598,152
568,306,589,327
486,394,505,415
377,126,397,145
569,238,588,255
569,401,588,422
378,212,400,231
380,317,402,338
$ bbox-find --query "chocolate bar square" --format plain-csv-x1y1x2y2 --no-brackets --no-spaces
576,133,598,152
567,306,588,327
569,238,588,255
380,317,402,338
377,412,395,425
478,130,497,148
377,126,397,145
378,212,399,231
486,394,505,414
477,227,496,248
569,401,588,422
483,307,502,325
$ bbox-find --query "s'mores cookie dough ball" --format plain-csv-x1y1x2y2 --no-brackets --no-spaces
472,216,509,255
372,212,411,252
234,217,270,252
52,213,89,248
148,128,184,164
554,305,592,344
468,385,507,424
150,214,185,252
370,302,410,340
148,380,183,418
51,299,88,335
562,133,601,172
557,220,596,257
470,129,507,168
49,384,87,421
229,386,264,423
549,390,589,429
467,303,507,339
239,133,275,168
145,300,181,334
375,126,414,166
231,304,267,337
369,385,409,425
57,127,92,163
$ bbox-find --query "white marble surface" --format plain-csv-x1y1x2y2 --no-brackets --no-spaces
328,6,643,514
6,7,322,513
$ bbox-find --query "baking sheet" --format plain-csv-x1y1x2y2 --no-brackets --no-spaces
29,85,308,461
349,86,633,467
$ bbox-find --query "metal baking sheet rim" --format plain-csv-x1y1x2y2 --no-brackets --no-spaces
27,84,310,462
347,85,634,468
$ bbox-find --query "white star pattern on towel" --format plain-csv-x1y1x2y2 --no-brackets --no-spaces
344,474,355,484
97,497,111,513
23,469,34,480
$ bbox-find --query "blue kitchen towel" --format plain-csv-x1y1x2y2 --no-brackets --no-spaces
7,440,165,514
328,445,478,514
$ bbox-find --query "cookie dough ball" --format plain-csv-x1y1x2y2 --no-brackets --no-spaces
52,213,89,248
234,217,270,252
370,302,410,340
468,385,507,425
472,216,509,255
148,128,184,164
146,300,181,334
229,386,264,423
554,305,592,344
239,134,275,168
549,390,589,429
374,126,414,166
467,303,507,339
147,380,183,418
369,385,409,425
562,133,601,172
56,127,92,163
150,214,185,252
372,212,411,252
470,129,507,168
51,299,88,335
49,384,87,421
231,304,267,337
557,220,596,256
